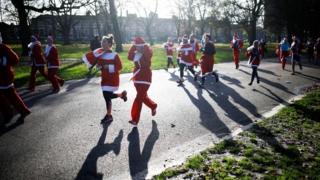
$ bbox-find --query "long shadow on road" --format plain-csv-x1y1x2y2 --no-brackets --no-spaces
181,85,231,137
238,68,295,95
128,120,159,180
75,123,123,180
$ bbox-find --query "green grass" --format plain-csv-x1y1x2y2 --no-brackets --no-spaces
10,43,277,88
153,88,320,179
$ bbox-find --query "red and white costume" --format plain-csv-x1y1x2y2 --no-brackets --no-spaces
83,48,122,92
230,32,243,69
127,37,157,124
164,42,174,58
189,39,200,66
177,44,195,67
45,40,64,92
28,36,49,91
0,43,30,119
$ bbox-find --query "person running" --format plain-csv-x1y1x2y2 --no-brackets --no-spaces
127,36,157,126
82,34,127,123
199,33,219,86
247,40,261,86
230,32,243,69
291,35,302,75
0,32,31,123
189,34,200,68
163,37,176,70
28,35,49,91
176,35,198,84
279,37,290,70
44,36,64,93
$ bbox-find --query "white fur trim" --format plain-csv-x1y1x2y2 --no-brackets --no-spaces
101,85,119,92
100,52,116,60
179,59,192,66
93,48,105,58
44,45,52,57
133,81,151,85
48,65,59,69
82,54,93,69
0,83,14,89
134,44,145,47
167,55,173,58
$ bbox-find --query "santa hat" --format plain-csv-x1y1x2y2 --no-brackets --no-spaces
133,36,145,47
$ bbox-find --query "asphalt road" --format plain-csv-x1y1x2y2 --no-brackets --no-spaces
1,59,319,180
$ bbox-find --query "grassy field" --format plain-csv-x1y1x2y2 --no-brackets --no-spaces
154,86,320,179
11,43,277,88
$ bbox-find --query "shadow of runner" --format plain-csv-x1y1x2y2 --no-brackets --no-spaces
240,64,281,77
75,123,123,180
200,76,261,121
181,85,231,137
238,68,295,95
128,120,159,180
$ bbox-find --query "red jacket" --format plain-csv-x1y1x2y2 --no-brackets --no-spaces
0,44,19,89
177,44,195,66
164,42,174,57
83,48,122,92
45,45,60,69
29,41,46,66
128,45,152,85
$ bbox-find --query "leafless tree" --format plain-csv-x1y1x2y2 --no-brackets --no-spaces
224,0,264,44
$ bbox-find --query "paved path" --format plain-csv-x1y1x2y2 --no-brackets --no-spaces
1,59,319,180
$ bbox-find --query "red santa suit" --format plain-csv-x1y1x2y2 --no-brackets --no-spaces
127,37,157,125
28,37,49,91
0,43,30,120
164,42,174,58
246,43,261,85
164,41,175,68
45,42,64,92
83,48,122,92
189,39,200,66
176,40,198,82
230,33,243,69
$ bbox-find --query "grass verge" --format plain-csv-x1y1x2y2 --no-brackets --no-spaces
153,86,320,179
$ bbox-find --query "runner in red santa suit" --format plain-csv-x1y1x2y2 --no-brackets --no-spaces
189,34,200,67
230,32,243,69
127,36,157,126
45,36,64,93
163,37,176,70
176,35,198,84
199,33,219,86
28,35,49,91
0,32,31,123
82,35,127,123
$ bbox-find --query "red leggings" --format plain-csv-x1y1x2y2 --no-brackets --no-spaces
28,66,48,90
233,50,240,68
48,68,63,90
0,87,30,115
131,83,157,124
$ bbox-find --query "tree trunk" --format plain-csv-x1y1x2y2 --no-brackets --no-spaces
249,20,257,45
108,0,123,52
12,0,31,56
146,25,154,45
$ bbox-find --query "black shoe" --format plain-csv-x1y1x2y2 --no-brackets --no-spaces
101,115,113,124
248,82,252,86
59,79,65,87
214,74,219,82
257,79,260,84
121,90,127,102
